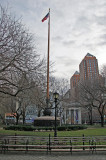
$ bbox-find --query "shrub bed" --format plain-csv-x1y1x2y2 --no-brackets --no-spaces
4,124,87,131
57,125,87,131
4,125,35,131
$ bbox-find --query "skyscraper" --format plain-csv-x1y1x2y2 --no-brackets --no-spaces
70,71,80,101
70,71,80,89
79,53,99,82
69,53,102,125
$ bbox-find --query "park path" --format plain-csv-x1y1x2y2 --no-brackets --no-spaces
0,152,106,160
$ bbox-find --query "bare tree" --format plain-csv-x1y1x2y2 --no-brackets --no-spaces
49,76,69,123
0,95,17,124
49,77,69,96
100,65,106,78
78,76,106,127
0,5,48,124
0,5,45,97
12,74,46,124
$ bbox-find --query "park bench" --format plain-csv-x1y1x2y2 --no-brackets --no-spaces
94,136,106,151
0,135,106,154
48,135,97,154
0,135,48,153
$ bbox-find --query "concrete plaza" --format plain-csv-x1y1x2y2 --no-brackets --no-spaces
0,152,106,160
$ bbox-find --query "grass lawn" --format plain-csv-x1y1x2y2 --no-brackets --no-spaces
0,127,106,137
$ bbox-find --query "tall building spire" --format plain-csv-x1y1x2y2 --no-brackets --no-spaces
86,53,94,57
74,71,79,75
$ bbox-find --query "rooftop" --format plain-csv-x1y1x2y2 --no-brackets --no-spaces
86,53,94,57
74,71,79,75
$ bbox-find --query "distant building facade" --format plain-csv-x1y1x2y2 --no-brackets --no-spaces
62,89,81,125
69,53,105,124
25,105,38,124
63,102,81,125
70,71,80,89
5,113,16,125
70,71,80,101
79,53,99,82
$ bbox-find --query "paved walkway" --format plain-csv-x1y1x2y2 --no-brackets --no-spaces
0,152,106,160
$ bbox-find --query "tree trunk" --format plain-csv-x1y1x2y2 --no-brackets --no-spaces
90,107,93,125
0,114,5,124
98,107,104,127
16,115,19,125
101,115,104,127
38,110,41,117
23,116,25,124
22,111,25,124
88,107,93,125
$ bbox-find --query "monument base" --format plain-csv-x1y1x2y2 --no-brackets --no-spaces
34,116,60,127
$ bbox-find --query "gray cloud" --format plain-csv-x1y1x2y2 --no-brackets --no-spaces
0,0,106,80
100,34,106,40
97,34,106,46
52,36,63,42
62,40,75,46
56,56,79,66
94,15,106,26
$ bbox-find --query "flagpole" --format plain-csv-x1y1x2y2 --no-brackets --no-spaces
47,8,50,107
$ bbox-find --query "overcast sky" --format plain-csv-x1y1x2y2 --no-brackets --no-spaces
0,0,106,81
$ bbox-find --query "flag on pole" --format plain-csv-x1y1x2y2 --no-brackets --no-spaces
41,9,50,101
42,12,49,22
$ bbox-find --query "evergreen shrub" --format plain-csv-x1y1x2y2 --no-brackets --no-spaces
4,124,87,131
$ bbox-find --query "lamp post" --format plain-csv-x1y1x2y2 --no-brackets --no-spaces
53,92,59,137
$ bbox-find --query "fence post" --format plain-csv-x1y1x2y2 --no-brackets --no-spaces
70,139,72,154
49,134,51,151
82,134,85,150
26,139,29,152
15,133,17,144
4,139,7,153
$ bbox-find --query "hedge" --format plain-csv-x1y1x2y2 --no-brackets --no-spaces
57,125,87,131
4,125,35,131
4,124,87,131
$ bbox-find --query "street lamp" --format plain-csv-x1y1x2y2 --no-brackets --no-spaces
53,92,59,137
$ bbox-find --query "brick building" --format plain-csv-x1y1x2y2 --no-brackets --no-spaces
69,53,105,124
79,53,99,82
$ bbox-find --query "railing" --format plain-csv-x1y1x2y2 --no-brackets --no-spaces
0,134,106,154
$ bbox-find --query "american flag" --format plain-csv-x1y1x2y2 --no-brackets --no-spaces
42,12,49,22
